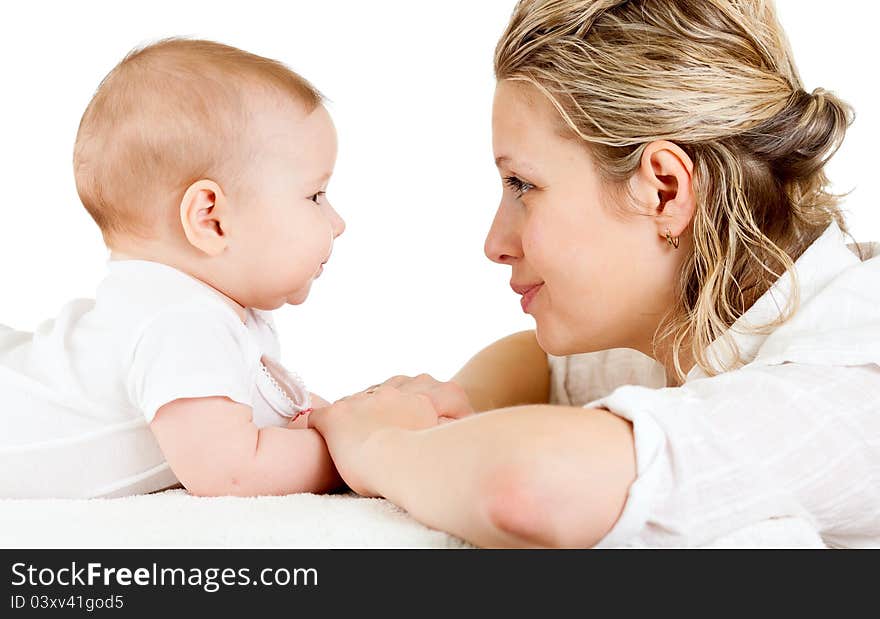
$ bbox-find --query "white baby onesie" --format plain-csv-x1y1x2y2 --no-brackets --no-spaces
0,259,311,499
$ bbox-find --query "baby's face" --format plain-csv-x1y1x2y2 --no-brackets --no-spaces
228,102,344,310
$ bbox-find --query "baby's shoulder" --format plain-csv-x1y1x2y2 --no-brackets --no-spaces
96,260,244,334
94,261,247,347
124,301,256,375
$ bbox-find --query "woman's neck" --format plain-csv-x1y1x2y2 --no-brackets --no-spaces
658,343,696,388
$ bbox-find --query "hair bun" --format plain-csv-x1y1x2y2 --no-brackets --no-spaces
747,87,854,182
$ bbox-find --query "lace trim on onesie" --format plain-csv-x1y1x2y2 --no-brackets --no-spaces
256,354,312,419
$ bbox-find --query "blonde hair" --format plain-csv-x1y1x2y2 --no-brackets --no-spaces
73,38,323,246
495,0,855,382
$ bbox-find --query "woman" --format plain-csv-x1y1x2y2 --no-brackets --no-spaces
309,0,880,548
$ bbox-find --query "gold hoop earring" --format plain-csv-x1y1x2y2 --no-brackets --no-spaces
666,229,680,249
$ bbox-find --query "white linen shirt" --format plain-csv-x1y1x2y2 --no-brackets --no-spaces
549,220,880,548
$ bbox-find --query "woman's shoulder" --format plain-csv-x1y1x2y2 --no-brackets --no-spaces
754,239,880,369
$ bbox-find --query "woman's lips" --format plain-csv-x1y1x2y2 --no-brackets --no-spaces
519,283,543,313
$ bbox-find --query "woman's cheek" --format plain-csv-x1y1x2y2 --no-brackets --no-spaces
521,218,545,264
527,218,578,286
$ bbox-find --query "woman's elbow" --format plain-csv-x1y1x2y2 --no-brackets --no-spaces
482,466,554,547
482,463,624,549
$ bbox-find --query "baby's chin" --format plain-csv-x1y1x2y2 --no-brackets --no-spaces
284,281,314,306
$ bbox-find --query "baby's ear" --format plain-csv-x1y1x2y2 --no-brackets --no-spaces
179,179,229,256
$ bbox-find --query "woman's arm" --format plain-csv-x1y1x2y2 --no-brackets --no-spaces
311,400,635,548
151,396,343,496
452,330,550,412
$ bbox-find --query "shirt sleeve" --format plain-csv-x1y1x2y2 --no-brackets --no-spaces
586,361,880,548
126,308,255,423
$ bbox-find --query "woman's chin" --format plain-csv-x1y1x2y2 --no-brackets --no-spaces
534,323,563,356
535,319,593,358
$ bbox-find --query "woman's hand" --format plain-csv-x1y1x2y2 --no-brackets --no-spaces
308,375,473,495
366,374,475,421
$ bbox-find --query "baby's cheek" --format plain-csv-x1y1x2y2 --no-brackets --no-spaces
291,211,332,256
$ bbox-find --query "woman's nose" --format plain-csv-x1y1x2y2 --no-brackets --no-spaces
484,201,521,265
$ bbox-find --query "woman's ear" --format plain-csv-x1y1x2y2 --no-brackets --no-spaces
632,140,696,240
179,179,229,256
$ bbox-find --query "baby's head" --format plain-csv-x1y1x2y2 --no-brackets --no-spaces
74,38,345,310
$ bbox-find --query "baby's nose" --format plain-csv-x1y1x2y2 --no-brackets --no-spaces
331,210,346,238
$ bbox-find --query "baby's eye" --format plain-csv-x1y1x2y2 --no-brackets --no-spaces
503,175,534,199
309,191,326,204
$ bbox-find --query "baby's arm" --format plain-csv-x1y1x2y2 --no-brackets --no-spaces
150,396,342,496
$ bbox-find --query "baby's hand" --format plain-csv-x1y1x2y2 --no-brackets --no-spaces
287,392,331,429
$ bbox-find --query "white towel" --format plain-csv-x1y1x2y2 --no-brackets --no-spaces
0,490,824,548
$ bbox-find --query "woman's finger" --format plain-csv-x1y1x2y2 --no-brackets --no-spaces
387,374,474,419
333,381,386,403
392,373,441,395
382,375,410,389
427,382,474,419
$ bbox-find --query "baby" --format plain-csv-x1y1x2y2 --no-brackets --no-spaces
0,39,345,498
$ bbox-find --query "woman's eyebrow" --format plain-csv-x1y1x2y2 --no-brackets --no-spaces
496,155,532,170
495,156,537,177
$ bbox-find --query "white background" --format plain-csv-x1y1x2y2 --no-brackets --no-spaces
0,1,877,400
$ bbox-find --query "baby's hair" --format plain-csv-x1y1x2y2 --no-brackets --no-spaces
73,38,323,246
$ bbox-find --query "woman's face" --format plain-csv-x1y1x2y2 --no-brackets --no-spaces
486,81,688,358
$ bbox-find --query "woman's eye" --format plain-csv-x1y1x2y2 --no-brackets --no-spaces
503,175,534,198
309,191,326,204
